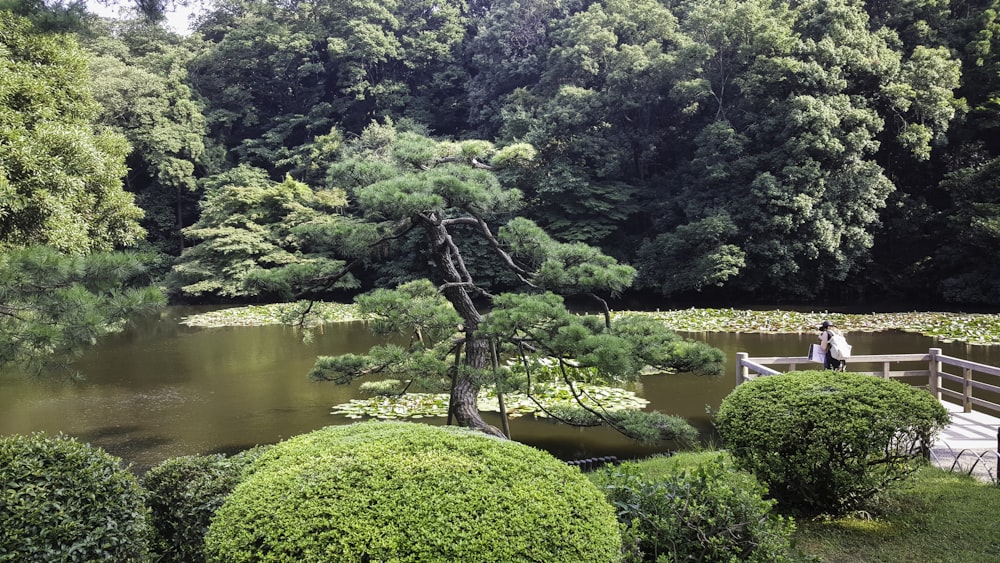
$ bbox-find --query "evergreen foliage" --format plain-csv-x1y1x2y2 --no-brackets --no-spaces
0,432,152,562
141,446,270,563
41,0,1000,306
715,371,950,516
596,457,796,562
203,421,622,562
0,246,165,372
292,124,723,440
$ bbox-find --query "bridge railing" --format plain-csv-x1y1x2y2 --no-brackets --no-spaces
736,348,1000,417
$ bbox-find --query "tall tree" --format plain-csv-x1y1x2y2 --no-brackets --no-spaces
0,12,164,372
638,0,961,299
1,11,145,253
82,19,209,257
187,0,469,173
259,123,724,439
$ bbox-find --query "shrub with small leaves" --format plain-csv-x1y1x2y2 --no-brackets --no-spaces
595,456,795,562
142,446,269,562
204,421,622,562
0,432,151,562
715,370,950,515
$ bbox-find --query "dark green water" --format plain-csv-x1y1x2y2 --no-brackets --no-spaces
2,307,998,472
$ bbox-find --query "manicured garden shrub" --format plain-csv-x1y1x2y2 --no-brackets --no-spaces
204,421,622,562
595,456,795,562
0,432,151,562
142,446,269,562
715,370,950,515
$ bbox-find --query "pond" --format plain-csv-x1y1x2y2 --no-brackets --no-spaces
2,306,998,473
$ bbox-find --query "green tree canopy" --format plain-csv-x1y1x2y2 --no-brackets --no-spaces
1,11,145,253
635,0,961,298
83,19,209,257
187,0,469,173
270,123,724,440
167,165,357,300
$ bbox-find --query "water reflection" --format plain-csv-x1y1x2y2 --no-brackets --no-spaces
1,307,998,472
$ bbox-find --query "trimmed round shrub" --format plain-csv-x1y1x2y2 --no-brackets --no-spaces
204,421,622,562
595,456,796,563
142,446,269,562
715,371,950,515
0,432,151,562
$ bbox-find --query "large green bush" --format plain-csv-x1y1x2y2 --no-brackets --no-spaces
142,446,269,562
595,456,795,562
715,371,950,515
0,432,151,562
204,421,622,562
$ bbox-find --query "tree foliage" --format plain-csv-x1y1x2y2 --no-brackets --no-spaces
187,0,469,174
15,0,1000,312
167,165,356,300
0,246,165,372
0,11,145,253
291,124,724,440
82,19,210,257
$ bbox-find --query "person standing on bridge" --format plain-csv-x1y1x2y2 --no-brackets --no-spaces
819,320,846,371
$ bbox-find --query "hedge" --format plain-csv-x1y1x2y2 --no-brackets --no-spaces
204,421,622,562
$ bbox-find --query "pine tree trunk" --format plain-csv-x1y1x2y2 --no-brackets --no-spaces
424,214,506,438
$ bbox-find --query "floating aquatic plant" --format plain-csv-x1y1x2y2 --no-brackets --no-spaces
181,302,1000,345
330,383,649,420
624,309,1000,345
180,301,360,327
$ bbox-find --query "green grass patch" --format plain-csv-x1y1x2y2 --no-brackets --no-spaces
793,465,1000,562
608,453,1000,562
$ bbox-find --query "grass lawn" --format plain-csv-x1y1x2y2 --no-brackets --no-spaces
624,453,1000,562
794,466,1000,562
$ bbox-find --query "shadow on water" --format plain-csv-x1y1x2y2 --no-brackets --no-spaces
3,306,999,470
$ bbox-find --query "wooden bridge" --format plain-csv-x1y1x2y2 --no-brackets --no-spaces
736,348,1000,481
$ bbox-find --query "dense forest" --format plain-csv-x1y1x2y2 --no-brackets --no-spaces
3,0,1000,311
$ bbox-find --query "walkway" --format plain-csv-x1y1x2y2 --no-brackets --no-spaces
930,401,999,483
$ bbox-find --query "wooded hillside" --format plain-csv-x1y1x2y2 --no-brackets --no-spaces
5,0,1000,306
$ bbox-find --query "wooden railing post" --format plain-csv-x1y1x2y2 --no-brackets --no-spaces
736,352,749,386
929,348,941,400
963,367,973,413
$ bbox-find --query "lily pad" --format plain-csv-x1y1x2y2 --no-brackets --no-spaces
330,383,649,420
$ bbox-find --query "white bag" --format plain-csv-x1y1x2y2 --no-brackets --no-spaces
828,333,852,360
808,343,825,363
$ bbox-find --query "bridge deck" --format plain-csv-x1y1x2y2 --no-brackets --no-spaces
931,401,998,483
936,401,999,451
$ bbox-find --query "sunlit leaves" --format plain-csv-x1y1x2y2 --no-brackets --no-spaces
167,167,355,298
356,279,461,342
0,12,144,253
886,45,965,160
